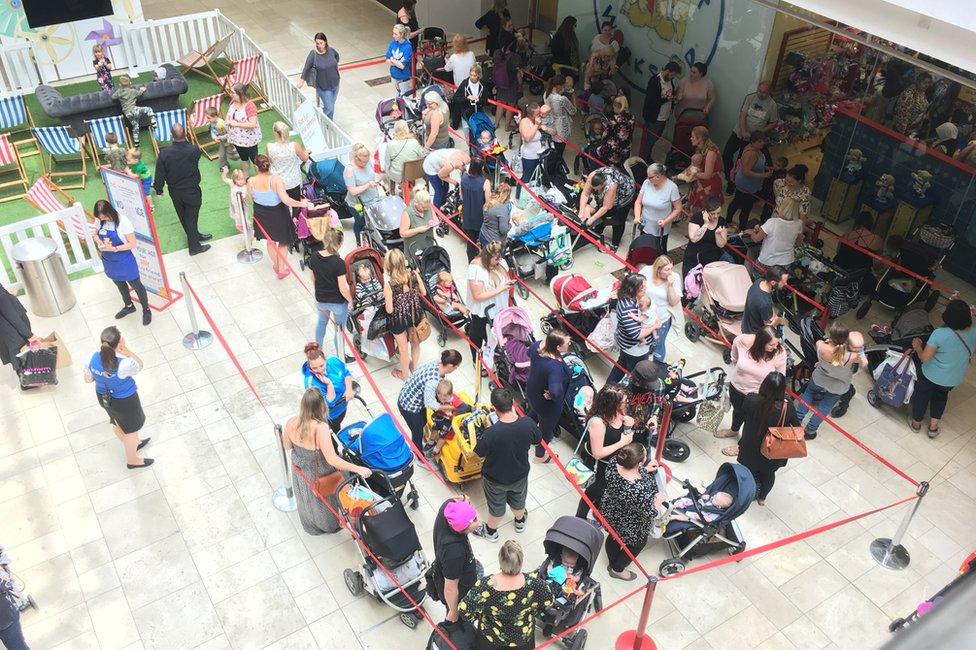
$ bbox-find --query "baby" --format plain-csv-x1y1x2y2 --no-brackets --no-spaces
669,490,733,524
355,263,383,303
221,167,249,233
478,129,500,155
545,547,586,600
432,271,470,317
427,379,471,456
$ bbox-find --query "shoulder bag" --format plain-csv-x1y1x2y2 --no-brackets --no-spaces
312,424,344,499
952,329,974,364
761,402,807,460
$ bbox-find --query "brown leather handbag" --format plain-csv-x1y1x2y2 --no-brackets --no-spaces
761,402,807,460
312,426,343,499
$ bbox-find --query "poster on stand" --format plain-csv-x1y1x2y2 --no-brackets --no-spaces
293,98,327,160
100,168,172,301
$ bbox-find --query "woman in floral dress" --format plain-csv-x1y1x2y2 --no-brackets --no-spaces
596,95,635,168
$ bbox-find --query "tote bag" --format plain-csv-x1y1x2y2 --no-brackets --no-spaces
761,402,807,460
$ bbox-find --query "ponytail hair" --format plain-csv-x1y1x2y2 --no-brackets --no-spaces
100,326,121,373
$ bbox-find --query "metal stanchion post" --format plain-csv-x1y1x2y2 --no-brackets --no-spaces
615,576,658,650
870,481,929,570
180,272,214,350
272,424,297,512
236,194,263,264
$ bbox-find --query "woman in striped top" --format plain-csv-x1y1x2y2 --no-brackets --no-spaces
607,274,660,383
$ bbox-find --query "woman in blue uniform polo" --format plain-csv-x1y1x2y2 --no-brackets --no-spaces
84,326,152,468
302,342,354,432
94,199,151,326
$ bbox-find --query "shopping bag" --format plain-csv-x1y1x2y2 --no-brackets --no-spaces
17,345,59,388
42,331,72,369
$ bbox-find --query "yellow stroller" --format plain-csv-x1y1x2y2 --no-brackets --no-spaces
425,391,492,486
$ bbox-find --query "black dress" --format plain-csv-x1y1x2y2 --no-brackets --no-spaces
737,395,798,499
681,211,726,281
0,290,31,374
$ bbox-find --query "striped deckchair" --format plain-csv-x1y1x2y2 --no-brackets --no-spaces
187,94,223,160
32,126,87,189
177,32,234,84
218,55,268,111
25,177,97,239
150,109,188,155
84,115,131,165
0,133,28,201
0,95,38,158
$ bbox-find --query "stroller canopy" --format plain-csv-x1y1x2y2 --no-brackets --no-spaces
419,245,451,280
543,516,604,573
367,196,407,231
375,97,408,127
702,262,751,312
551,274,598,312
344,246,385,292
310,158,347,195
338,413,413,473
702,462,756,524
492,306,534,346
468,112,495,142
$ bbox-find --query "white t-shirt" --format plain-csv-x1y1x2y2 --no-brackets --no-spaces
640,269,682,323
97,215,135,238
520,122,545,160
589,35,619,60
638,179,680,236
757,217,803,266
444,51,476,88
467,262,509,318
422,148,463,175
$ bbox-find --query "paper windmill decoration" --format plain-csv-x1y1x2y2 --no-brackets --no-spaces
0,0,28,37
85,19,122,47
20,23,76,65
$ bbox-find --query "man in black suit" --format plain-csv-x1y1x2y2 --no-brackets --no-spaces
153,124,211,255
640,60,681,161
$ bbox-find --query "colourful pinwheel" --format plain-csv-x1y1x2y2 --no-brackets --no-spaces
85,18,122,47
0,0,28,37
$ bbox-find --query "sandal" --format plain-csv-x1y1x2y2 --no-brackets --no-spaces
713,429,739,439
721,445,739,457
908,416,921,432
609,569,638,582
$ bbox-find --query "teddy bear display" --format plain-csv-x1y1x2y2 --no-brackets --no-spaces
844,148,866,177
875,173,895,203
912,169,933,198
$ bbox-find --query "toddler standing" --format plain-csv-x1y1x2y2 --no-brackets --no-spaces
92,44,114,91
126,148,153,208
221,167,249,233
101,132,127,172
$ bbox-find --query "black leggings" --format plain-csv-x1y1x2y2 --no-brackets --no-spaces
593,204,629,248
749,466,778,500
466,313,490,363
728,384,747,432
605,533,647,573
115,278,149,311
727,189,758,230
462,228,481,261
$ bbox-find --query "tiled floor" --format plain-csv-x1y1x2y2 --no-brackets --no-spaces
3,1,976,649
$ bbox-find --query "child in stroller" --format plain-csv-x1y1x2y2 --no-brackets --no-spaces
424,379,472,457
658,462,755,576
345,247,396,361
375,97,410,139
574,114,608,175
335,471,430,629
536,516,605,648
419,245,470,346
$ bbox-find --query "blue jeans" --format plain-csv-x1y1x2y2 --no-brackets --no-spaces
348,205,365,245
427,173,448,209
653,317,672,363
794,380,842,436
316,86,338,121
0,611,29,650
315,301,348,359
607,347,649,384
518,157,542,198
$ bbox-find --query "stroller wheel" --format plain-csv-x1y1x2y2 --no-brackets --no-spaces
830,403,848,418
729,542,746,557
408,493,420,510
722,348,733,365
663,440,691,463
889,618,906,632
28,595,38,612
867,389,879,407
516,282,529,300
683,322,701,343
343,568,365,597
399,612,420,629
569,629,588,650
435,224,449,238
659,558,685,577
856,299,871,320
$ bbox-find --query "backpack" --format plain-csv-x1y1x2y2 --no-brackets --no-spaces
492,49,517,89
684,264,704,300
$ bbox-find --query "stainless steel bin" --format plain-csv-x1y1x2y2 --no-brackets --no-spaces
12,237,76,317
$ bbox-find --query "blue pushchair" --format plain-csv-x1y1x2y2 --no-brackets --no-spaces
305,158,358,222
658,462,756,576
468,111,499,173
336,413,420,510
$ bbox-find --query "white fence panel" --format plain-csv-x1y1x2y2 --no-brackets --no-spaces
0,41,41,96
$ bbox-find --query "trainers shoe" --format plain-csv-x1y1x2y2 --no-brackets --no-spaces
115,304,137,319
473,523,498,542
142,310,152,326
514,512,527,533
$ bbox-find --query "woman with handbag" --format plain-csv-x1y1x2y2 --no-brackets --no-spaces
794,323,867,440
283,388,371,535
737,372,798,504
384,248,427,380
525,330,572,463
84,326,152,469
575,384,634,519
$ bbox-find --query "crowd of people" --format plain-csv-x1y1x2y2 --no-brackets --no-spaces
3,4,976,649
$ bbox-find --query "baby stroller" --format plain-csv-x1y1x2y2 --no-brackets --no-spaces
523,32,553,95
573,114,608,175
336,471,430,629
419,245,470,346
295,198,341,270
345,247,396,361
867,307,933,372
888,551,976,632
491,306,535,398
785,315,857,417
666,108,708,172
535,516,605,649
417,26,447,58
469,111,504,179
504,211,574,294
541,274,613,356
375,97,415,139
626,233,663,269
336,412,420,510
658,462,755,576
363,195,406,255
0,547,38,614
684,261,752,363
556,350,596,444
856,225,955,319
404,83,449,124
305,158,359,223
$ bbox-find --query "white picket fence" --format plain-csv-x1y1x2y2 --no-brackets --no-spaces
0,205,103,292
121,9,354,161
0,40,41,97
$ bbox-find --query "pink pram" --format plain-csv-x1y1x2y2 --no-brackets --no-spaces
491,306,535,395
684,261,751,355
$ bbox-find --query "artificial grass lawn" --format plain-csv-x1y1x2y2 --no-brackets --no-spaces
0,65,289,255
